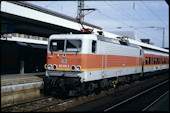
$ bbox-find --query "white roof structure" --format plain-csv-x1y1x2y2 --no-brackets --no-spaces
1,1,101,33
143,48,168,56
0,36,48,45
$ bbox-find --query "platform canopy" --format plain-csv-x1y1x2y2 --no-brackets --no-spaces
1,1,102,37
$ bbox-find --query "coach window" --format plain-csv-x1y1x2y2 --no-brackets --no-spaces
151,57,153,64
92,40,97,53
164,59,165,64
154,58,156,64
164,58,166,64
146,57,148,65
157,58,159,64
165,59,167,64
148,57,150,65
162,59,164,64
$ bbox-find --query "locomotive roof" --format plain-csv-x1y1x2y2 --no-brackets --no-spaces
49,34,169,54
49,34,97,40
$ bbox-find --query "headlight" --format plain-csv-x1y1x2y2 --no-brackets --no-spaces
47,64,53,70
70,65,76,71
76,65,81,71
53,64,57,70
44,64,47,69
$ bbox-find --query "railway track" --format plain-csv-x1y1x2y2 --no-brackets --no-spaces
1,92,95,112
1,72,169,112
1,96,76,112
1,96,55,112
104,80,169,112
65,73,169,112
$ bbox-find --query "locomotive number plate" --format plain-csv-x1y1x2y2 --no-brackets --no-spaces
61,59,67,64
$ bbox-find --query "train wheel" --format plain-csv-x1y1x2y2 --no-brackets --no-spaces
121,81,125,86
85,91,91,96
94,82,101,94
68,90,78,97
94,88,101,95
43,84,51,96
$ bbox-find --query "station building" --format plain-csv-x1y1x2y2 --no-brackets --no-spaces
1,33,47,74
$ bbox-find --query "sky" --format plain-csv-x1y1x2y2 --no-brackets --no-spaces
27,1,169,48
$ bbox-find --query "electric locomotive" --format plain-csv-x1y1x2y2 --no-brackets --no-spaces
43,34,169,96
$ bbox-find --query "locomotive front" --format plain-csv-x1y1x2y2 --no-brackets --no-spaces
43,34,86,96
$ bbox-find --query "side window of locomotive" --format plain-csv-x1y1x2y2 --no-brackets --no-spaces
50,40,64,52
92,40,97,53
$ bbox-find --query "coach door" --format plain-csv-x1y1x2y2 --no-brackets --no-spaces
135,57,139,73
141,49,144,76
101,49,106,78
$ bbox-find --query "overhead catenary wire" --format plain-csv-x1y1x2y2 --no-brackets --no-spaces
106,1,147,28
96,9,163,44
44,1,55,8
97,2,168,47
119,1,150,27
107,1,167,32
96,9,131,28
141,0,167,26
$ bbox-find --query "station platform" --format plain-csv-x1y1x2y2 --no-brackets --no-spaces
1,72,45,86
1,72,45,106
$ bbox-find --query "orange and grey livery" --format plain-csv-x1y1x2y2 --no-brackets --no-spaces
43,34,169,96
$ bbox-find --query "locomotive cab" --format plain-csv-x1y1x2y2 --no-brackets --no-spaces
43,34,97,96
45,34,97,76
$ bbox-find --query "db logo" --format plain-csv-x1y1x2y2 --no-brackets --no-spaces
61,59,67,64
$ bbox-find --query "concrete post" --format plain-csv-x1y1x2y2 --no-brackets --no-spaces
20,59,24,75
20,47,25,75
